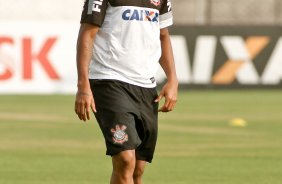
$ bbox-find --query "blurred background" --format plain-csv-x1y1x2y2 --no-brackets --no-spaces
1,0,282,24
174,0,282,25
1,0,282,93
0,0,282,184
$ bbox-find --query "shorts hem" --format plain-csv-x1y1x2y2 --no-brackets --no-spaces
106,145,139,157
136,156,153,163
105,147,153,163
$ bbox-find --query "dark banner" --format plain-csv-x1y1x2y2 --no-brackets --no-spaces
166,26,282,88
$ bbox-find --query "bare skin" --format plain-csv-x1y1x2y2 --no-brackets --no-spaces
75,23,178,184
110,150,147,184
111,150,136,184
133,160,147,184
75,24,98,122
155,28,178,112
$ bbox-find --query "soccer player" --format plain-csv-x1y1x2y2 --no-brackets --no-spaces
74,0,178,183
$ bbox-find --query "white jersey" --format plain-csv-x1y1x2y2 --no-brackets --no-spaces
80,0,173,88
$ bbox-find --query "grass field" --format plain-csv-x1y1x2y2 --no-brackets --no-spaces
0,90,282,184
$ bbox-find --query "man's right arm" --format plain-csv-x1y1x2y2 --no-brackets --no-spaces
75,23,99,122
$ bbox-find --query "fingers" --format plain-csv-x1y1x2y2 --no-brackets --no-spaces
76,101,89,121
154,92,164,103
91,99,97,113
86,102,91,120
75,101,83,121
158,96,177,112
75,101,79,114
80,102,86,121
155,83,178,112
75,94,96,122
86,99,97,120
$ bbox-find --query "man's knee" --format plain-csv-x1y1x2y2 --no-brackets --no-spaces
113,150,136,170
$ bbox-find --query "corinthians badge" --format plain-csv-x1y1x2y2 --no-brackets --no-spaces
111,124,128,144
150,0,161,6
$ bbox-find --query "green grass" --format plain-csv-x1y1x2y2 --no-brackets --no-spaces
0,90,282,184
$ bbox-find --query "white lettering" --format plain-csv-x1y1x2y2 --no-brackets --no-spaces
167,0,172,12
220,36,260,84
261,38,282,84
93,0,103,13
193,36,217,84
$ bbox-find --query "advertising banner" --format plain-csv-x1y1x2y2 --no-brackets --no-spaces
0,22,79,94
165,26,282,88
1,23,282,94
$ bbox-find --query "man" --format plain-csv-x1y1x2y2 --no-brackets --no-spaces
75,0,178,183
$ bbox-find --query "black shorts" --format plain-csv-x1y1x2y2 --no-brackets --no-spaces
89,79,159,163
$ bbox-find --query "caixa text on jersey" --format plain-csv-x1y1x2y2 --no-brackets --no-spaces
122,9,159,23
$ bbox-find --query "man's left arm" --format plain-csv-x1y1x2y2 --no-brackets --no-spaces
155,28,178,112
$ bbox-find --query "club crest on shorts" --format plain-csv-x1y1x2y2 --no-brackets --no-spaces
150,0,161,6
111,124,128,144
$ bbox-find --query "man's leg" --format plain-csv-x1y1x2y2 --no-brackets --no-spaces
110,150,136,184
133,160,146,184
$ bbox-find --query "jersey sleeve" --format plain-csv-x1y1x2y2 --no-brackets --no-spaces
80,0,109,27
159,0,173,29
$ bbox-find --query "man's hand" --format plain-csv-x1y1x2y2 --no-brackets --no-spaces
75,88,96,122
155,81,178,112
